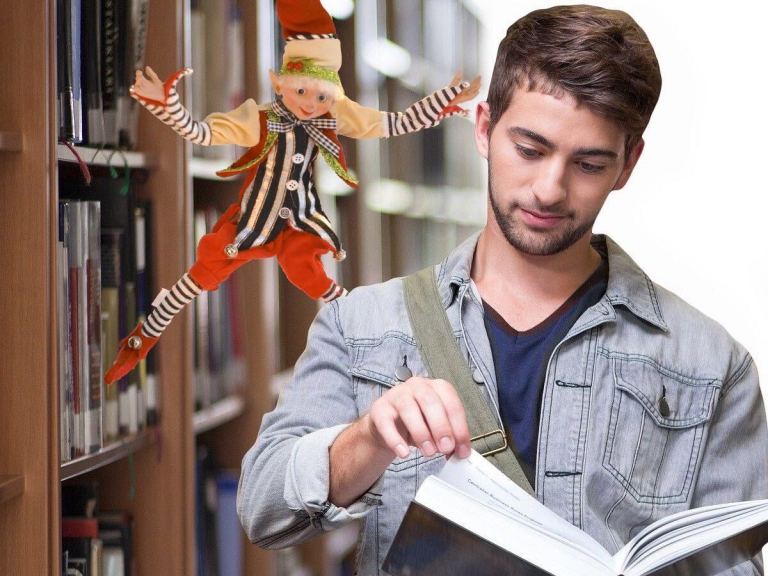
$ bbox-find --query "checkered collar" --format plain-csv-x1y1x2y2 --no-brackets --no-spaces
268,99,340,157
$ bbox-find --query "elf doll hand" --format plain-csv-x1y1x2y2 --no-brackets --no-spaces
130,66,194,108
130,66,165,105
441,73,481,117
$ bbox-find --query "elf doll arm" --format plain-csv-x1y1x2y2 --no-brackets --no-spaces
334,73,481,139
130,66,263,147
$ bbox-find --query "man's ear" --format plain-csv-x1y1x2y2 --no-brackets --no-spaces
474,101,491,160
613,138,645,191
269,70,281,95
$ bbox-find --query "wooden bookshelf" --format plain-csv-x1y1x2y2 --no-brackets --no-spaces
60,430,155,482
56,144,154,169
0,476,24,505
0,131,22,152
193,395,245,435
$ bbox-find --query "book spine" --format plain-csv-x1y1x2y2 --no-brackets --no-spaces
83,0,104,145
86,201,103,454
101,228,122,442
101,0,119,146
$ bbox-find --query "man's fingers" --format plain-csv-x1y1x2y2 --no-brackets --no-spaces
431,379,472,458
394,393,440,457
368,405,410,459
412,384,456,455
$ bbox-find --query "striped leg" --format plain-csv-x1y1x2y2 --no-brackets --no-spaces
142,273,203,339
105,273,202,384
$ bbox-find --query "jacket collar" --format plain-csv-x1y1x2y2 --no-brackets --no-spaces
437,231,669,332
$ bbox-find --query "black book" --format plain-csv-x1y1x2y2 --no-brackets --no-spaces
82,0,104,145
57,0,84,143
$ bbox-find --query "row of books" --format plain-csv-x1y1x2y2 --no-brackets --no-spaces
195,445,243,576
57,0,150,148
58,173,157,462
190,0,246,162
62,483,134,576
193,206,247,411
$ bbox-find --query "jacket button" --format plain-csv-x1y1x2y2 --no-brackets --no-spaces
286,179,299,191
472,368,484,384
395,365,413,382
292,153,305,164
224,244,239,258
278,207,292,219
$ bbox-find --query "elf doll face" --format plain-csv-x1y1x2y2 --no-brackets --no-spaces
271,72,337,120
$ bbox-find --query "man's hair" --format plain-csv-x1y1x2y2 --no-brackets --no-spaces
487,4,662,155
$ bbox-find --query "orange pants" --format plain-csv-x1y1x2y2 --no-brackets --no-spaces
188,205,337,299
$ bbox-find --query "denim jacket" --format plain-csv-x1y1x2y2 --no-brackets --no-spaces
238,233,767,575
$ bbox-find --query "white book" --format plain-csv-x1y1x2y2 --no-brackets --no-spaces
384,451,768,576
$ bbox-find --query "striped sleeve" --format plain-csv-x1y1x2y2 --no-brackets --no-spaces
384,81,470,137
138,88,212,146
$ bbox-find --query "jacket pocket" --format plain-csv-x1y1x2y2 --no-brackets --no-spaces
602,352,721,504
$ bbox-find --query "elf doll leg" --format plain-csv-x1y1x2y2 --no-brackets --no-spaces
105,205,277,384
276,227,346,302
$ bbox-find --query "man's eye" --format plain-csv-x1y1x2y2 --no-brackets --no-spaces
296,88,305,95
579,161,605,174
515,144,541,159
318,94,327,103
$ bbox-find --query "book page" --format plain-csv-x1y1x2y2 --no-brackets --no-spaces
621,502,768,576
423,452,614,571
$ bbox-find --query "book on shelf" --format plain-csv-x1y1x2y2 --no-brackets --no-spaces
59,174,156,460
62,517,103,576
193,206,246,411
62,483,135,576
195,445,243,576
383,451,768,576
82,0,104,145
59,200,103,458
57,0,84,143
57,0,150,148
191,0,245,162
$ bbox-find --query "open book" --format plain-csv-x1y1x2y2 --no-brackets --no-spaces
383,451,768,576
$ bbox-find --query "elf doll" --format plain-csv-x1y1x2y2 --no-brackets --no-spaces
104,0,480,384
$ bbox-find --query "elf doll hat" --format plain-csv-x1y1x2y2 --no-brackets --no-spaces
277,0,343,89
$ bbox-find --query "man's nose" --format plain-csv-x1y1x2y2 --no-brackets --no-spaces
532,161,568,206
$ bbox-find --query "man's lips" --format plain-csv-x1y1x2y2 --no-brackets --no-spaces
519,207,567,228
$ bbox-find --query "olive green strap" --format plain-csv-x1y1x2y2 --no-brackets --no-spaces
403,267,534,494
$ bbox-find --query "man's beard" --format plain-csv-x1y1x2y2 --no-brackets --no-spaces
488,167,595,257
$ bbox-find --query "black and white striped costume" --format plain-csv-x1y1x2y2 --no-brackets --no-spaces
234,99,342,253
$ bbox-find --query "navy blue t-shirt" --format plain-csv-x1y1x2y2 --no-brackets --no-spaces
483,259,608,484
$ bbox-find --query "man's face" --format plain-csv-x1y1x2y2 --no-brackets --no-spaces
474,89,643,256
272,74,336,120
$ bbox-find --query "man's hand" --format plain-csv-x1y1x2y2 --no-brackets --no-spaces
130,66,165,104
329,376,471,507
367,376,472,459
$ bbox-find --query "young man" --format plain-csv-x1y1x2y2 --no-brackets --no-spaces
238,5,768,574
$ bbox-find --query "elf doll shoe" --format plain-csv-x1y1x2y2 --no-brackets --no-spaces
104,322,158,384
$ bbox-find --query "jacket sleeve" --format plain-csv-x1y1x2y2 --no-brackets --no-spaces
132,67,262,147
688,353,767,575
237,301,381,549
334,79,472,140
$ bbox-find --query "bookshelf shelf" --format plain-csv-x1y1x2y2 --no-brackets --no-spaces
60,429,155,482
0,475,24,505
0,131,22,152
56,144,154,169
193,395,246,435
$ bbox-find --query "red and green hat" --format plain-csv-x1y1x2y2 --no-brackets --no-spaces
277,0,342,86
